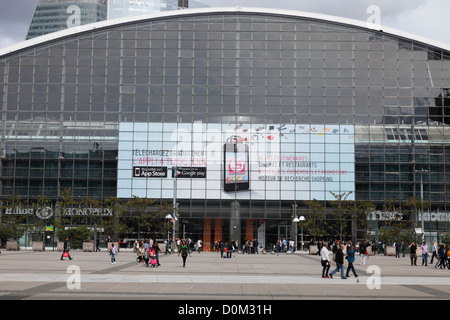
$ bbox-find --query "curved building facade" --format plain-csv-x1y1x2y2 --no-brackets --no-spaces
2,8,450,248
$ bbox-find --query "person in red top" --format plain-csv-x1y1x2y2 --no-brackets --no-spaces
60,237,73,261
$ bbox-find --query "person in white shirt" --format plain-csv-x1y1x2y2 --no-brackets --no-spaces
320,243,331,278
110,243,118,264
421,241,429,266
430,242,438,264
196,239,202,253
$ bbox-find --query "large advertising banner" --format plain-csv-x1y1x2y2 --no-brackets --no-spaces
117,122,355,201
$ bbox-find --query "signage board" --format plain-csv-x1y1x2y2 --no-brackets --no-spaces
117,122,355,201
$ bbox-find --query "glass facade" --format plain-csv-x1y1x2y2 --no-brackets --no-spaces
108,0,188,20
26,0,108,40
26,0,189,40
3,9,450,247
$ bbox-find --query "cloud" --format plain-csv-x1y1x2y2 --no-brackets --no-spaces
197,0,450,44
0,0,38,48
388,0,450,45
1,0,449,49
198,0,427,21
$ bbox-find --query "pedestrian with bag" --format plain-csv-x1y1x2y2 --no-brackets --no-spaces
60,237,73,260
320,242,331,278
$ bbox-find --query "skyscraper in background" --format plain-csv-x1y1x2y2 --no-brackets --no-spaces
108,0,188,20
26,0,108,40
26,0,192,40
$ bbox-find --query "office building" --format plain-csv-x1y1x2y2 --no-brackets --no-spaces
3,8,450,249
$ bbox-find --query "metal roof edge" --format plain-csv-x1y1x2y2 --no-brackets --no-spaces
1,6,450,57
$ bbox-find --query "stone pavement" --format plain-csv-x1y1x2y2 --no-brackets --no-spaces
0,248,449,301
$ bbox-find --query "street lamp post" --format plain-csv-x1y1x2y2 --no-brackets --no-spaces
299,216,306,251
172,167,179,252
292,214,306,252
291,204,298,251
414,169,428,242
165,213,173,251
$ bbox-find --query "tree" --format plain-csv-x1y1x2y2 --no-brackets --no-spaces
125,196,173,240
103,196,131,242
79,195,102,240
304,198,327,242
377,198,409,245
57,226,90,250
440,234,450,247
55,188,78,240
31,194,52,241
0,195,31,243
403,195,431,231
126,196,155,239
352,200,376,242
328,191,354,242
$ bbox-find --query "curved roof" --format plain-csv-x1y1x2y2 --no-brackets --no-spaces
2,6,450,57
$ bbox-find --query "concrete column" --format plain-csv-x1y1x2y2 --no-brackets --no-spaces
229,201,241,243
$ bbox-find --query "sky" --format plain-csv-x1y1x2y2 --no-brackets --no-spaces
0,0,450,50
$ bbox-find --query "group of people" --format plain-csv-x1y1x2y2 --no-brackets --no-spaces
319,239,450,279
134,238,194,268
320,240,371,279
274,239,293,253
213,239,239,258
135,239,162,267
400,240,450,269
161,238,203,254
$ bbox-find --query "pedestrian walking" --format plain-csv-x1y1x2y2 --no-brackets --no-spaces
446,246,450,269
359,240,368,266
436,244,446,269
320,243,331,278
137,245,145,265
227,241,233,258
254,239,259,254
219,240,225,258
395,241,400,258
196,239,202,253
165,239,171,255
153,241,162,266
96,237,100,252
409,241,417,266
345,245,358,278
421,241,429,266
430,242,438,264
110,243,118,264
329,244,347,279
178,240,191,267
60,237,73,260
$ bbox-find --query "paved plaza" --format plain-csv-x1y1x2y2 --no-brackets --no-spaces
0,248,449,301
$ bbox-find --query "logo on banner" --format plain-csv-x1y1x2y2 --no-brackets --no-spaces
36,207,53,220
228,157,246,174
